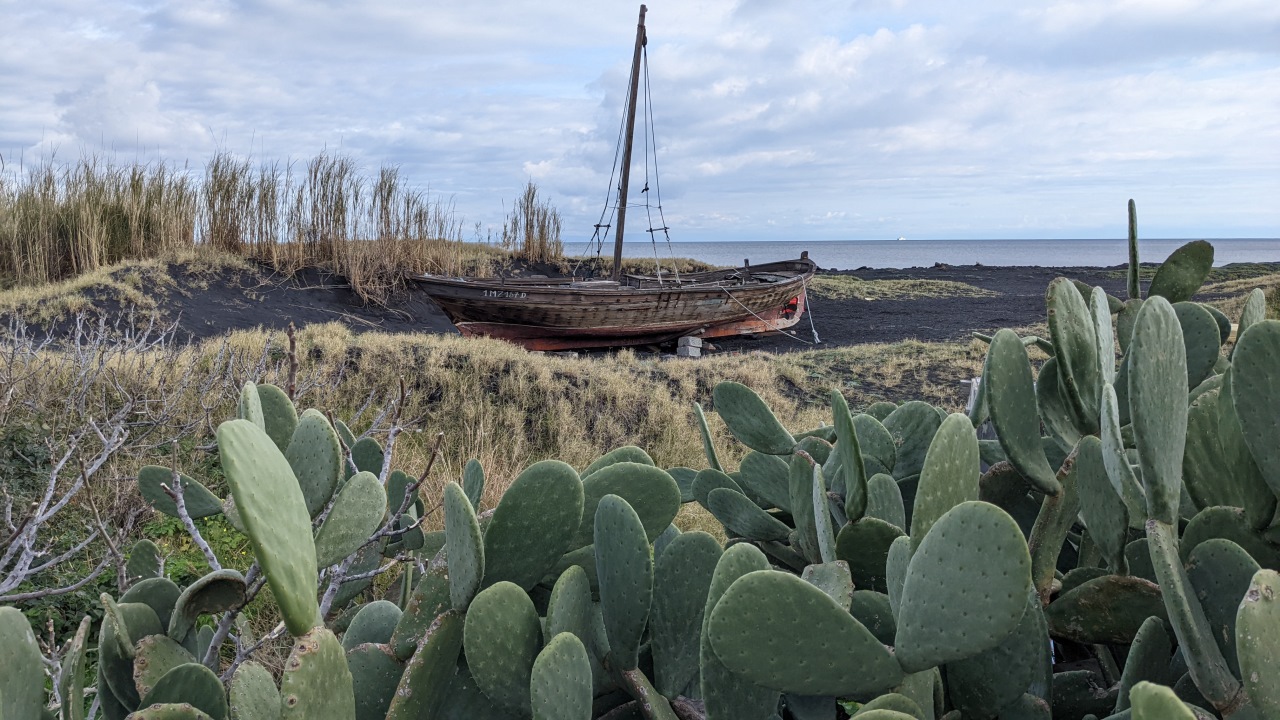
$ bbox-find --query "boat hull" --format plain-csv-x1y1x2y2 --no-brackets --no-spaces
413,258,815,351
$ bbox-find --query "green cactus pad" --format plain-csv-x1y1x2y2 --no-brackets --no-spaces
576,461,679,547
463,583,541,714
530,633,592,720
285,409,344,517
252,383,297,456
1236,288,1267,345
1187,539,1259,679
882,401,942,481
127,705,217,719
701,544,779,720
1129,681,1197,720
0,606,46,720
228,661,280,720
895,501,1032,673
101,600,163,709
121,577,181,631
1183,389,1246,512
708,484,792,540
138,663,228,720
831,390,869,520
1091,286,1118,385
462,457,486,508
1035,357,1087,450
279,628,355,719
331,543,384,610
440,481,484,610
693,468,744,509
583,445,654,477
946,589,1050,719
800,560,854,611
1044,574,1166,644
238,381,265,430
1172,302,1222,391
137,466,224,519
344,643,401,720
1231,320,1280,498
593,494,652,673
168,569,246,646
1236,569,1280,716
390,562,450,660
865,473,906,531
885,534,910,621
666,467,697,504
1128,297,1189,524
1180,506,1280,568
341,600,402,651
1114,616,1174,713
985,329,1061,495
851,693,923,718
854,413,897,475
133,635,196,700
386,611,464,720
58,615,92,720
127,539,164,584
834,516,904,594
709,570,903,696
848,710,916,720
1147,519,1244,711
545,565,594,645
218,419,319,636
1100,382,1147,522
1216,370,1277,531
712,381,796,455
736,451,792,512
845,591,895,648
1047,277,1102,432
481,459,583,589
809,460,838,563
1075,436,1129,572
350,437,384,476
1148,240,1214,303
909,413,980,553
650,531,722,697
314,470,387,569
694,401,725,472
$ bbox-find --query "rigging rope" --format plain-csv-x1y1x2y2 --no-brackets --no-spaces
718,283,819,346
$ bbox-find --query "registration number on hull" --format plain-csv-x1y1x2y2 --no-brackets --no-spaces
482,290,528,299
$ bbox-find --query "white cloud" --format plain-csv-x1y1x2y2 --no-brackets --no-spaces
0,0,1276,240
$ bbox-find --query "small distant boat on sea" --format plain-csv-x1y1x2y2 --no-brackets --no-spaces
411,5,815,351
897,236,907,242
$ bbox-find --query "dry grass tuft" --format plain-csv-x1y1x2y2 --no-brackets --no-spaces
808,276,999,301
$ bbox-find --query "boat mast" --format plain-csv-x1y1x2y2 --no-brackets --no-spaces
612,4,647,283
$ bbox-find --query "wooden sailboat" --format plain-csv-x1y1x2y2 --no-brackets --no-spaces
412,5,816,351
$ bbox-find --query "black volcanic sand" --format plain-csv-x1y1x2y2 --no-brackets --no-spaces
10,260,1276,352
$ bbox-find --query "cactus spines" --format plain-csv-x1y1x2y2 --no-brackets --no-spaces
386,611,464,720
463,583,541,714
279,628,355,720
313,470,388,569
218,419,320,636
708,570,903,696
1128,296,1188,524
137,466,224,519
228,661,281,720
985,329,1061,496
284,409,344,518
895,501,1032,673
0,606,45,720
531,633,593,720
711,381,796,455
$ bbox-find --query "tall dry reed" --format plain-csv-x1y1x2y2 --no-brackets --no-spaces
501,180,563,264
0,151,522,300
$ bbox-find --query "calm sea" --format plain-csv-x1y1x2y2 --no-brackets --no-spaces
612,238,1280,270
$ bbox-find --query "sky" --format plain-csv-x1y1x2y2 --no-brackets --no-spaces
2,0,1278,246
